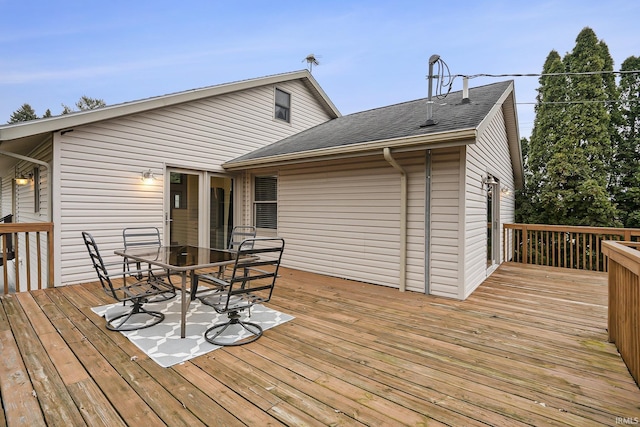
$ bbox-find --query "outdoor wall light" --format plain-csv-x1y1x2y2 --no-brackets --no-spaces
483,175,497,187
501,186,512,196
141,169,156,184
15,173,33,186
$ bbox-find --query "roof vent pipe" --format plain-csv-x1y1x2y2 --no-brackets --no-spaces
462,76,470,103
421,54,440,127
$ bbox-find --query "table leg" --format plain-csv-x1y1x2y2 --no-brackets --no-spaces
181,271,187,338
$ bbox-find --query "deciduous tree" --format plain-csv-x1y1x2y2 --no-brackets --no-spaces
61,96,106,114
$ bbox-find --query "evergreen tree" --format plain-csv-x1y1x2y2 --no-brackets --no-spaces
522,50,568,224
7,103,38,123
613,56,640,227
515,137,536,223
524,27,619,226
524,50,567,224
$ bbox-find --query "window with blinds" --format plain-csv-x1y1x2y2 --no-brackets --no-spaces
254,176,277,229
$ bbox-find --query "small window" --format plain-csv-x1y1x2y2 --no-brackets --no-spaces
33,167,40,214
274,88,290,123
254,176,277,229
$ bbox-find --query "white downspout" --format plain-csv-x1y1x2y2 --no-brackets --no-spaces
383,147,407,292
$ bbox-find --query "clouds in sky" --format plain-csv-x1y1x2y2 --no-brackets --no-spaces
1,0,638,138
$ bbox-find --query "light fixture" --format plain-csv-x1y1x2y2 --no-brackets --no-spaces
483,175,498,187
141,169,156,184
15,173,33,186
501,186,511,196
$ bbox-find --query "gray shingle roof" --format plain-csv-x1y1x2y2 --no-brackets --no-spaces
227,80,513,165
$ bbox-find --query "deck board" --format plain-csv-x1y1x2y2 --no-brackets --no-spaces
1,262,639,426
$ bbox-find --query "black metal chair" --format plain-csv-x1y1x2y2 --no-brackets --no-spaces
198,237,284,346
191,225,256,300
82,231,175,331
123,227,176,302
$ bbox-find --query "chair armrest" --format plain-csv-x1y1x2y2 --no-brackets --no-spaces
104,266,151,279
198,274,228,288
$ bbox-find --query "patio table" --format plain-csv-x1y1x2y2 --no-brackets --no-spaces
114,245,237,338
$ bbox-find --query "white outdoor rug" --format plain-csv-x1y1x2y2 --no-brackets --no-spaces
91,294,294,368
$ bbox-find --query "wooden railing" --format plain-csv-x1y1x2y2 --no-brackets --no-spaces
602,240,640,386
504,224,640,272
0,222,54,294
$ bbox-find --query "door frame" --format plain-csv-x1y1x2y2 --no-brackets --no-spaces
164,167,235,247
486,175,500,273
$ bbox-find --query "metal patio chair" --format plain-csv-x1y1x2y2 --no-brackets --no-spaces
123,226,176,301
82,231,175,331
191,225,256,300
197,237,284,346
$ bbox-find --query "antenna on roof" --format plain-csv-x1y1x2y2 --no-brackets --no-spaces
303,54,320,73
421,54,441,127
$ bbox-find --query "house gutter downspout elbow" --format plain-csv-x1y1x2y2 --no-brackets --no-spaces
383,147,407,292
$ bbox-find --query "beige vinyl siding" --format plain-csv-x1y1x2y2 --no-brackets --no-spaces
59,80,333,286
464,106,515,298
14,141,51,223
7,141,52,291
0,175,11,217
276,153,425,290
405,154,426,293
429,147,463,298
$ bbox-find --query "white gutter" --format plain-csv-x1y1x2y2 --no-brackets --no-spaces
224,128,477,171
383,147,407,292
0,149,52,222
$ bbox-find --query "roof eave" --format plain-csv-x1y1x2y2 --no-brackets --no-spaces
223,128,477,170
0,70,339,142
475,81,524,190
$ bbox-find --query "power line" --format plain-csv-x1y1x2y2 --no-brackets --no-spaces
457,70,640,79
518,99,640,106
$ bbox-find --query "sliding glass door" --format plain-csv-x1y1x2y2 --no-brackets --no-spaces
167,169,233,249
168,171,199,246
209,176,233,249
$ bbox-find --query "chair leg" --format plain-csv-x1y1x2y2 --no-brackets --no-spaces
106,301,165,331
204,311,263,346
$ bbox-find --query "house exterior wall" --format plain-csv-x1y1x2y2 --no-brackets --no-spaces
0,141,52,291
55,79,333,286
463,106,516,298
429,146,465,299
1,176,11,218
257,152,426,291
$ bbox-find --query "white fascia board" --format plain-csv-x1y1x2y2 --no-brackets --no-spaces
223,128,477,170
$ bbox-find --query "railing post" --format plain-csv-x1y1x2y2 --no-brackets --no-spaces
602,240,640,386
522,224,528,265
0,222,54,294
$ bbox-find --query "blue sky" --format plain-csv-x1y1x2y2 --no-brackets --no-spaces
1,0,638,138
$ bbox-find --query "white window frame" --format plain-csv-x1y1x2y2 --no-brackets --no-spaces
274,88,291,123
253,175,278,230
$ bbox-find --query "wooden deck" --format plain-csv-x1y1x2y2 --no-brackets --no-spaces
0,262,638,426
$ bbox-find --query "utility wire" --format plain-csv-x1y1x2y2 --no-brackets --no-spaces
457,70,640,79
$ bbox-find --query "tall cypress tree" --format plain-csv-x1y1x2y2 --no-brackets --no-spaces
520,50,567,223
529,27,619,226
613,56,640,227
